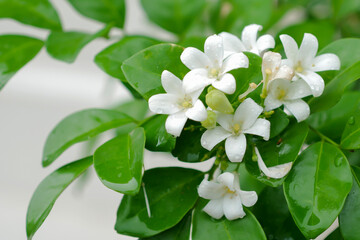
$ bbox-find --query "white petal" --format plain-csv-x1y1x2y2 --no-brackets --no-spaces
239,190,258,207
212,73,236,94
311,53,341,72
203,199,224,219
216,113,234,132
298,33,318,67
223,193,246,220
234,98,263,130
284,99,310,122
165,111,188,137
219,32,246,53
286,78,312,100
264,94,283,111
217,172,235,191
241,24,262,52
221,52,249,74
161,70,183,94
225,134,247,162
262,51,281,80
256,34,275,54
273,65,294,80
185,100,207,121
198,179,226,200
243,118,270,140
296,71,324,97
201,126,232,150
255,147,292,179
148,94,181,114
180,47,211,70
280,34,298,62
204,35,224,67
281,59,294,69
183,69,212,93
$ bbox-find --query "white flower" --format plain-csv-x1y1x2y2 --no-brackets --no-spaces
181,34,249,94
198,172,257,220
201,98,270,162
280,33,340,97
148,70,207,137
255,147,292,179
264,78,312,122
220,24,275,56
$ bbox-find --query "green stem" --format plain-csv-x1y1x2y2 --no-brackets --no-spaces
309,126,340,147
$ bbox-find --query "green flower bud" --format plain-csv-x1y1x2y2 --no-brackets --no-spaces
205,89,234,114
201,110,217,129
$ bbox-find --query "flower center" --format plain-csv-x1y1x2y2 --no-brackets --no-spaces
295,62,304,73
225,187,236,194
181,95,193,109
209,68,220,79
233,123,242,135
277,89,287,100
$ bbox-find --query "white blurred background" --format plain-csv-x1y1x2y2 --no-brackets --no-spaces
0,0,213,239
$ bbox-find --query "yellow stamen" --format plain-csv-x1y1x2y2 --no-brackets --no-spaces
182,101,192,108
277,89,287,100
295,62,304,73
209,68,219,78
265,68,272,75
233,123,241,134
226,187,236,194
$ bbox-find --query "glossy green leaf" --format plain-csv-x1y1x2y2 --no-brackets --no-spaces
140,0,206,34
115,167,203,238
26,156,93,240
276,21,335,50
339,166,360,240
113,99,148,121
141,211,192,240
122,43,188,100
284,142,353,239
95,36,160,82
307,91,360,141
0,0,61,30
172,122,214,162
68,0,125,28
192,200,266,240
0,35,43,90
229,52,262,103
252,186,305,240
245,122,308,187
332,0,360,19
42,109,135,167
94,128,145,195
268,109,290,139
141,115,176,152
46,25,112,63
341,111,360,149
309,61,360,113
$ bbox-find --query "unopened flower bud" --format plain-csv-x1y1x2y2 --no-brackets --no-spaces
201,110,217,129
205,89,234,114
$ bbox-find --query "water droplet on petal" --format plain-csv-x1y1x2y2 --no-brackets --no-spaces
348,116,355,125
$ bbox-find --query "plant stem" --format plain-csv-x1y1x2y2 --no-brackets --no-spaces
309,126,340,147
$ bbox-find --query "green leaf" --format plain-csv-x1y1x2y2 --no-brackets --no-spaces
268,109,289,139
229,52,262,103
339,166,360,240
95,36,160,82
0,35,43,90
341,109,360,150
192,200,266,240
68,0,125,28
332,0,360,19
115,167,203,238
252,186,305,240
113,99,148,121
26,156,93,240
42,109,134,167
284,142,353,239
46,25,112,63
307,91,360,141
122,43,188,100
172,122,214,162
0,0,61,30
309,61,360,113
276,21,336,50
245,122,308,187
141,115,176,152
141,211,192,240
94,128,145,195
140,0,206,34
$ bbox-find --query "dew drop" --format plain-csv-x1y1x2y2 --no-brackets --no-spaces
348,116,355,125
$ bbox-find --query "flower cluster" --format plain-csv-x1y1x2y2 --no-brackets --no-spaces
148,24,340,220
